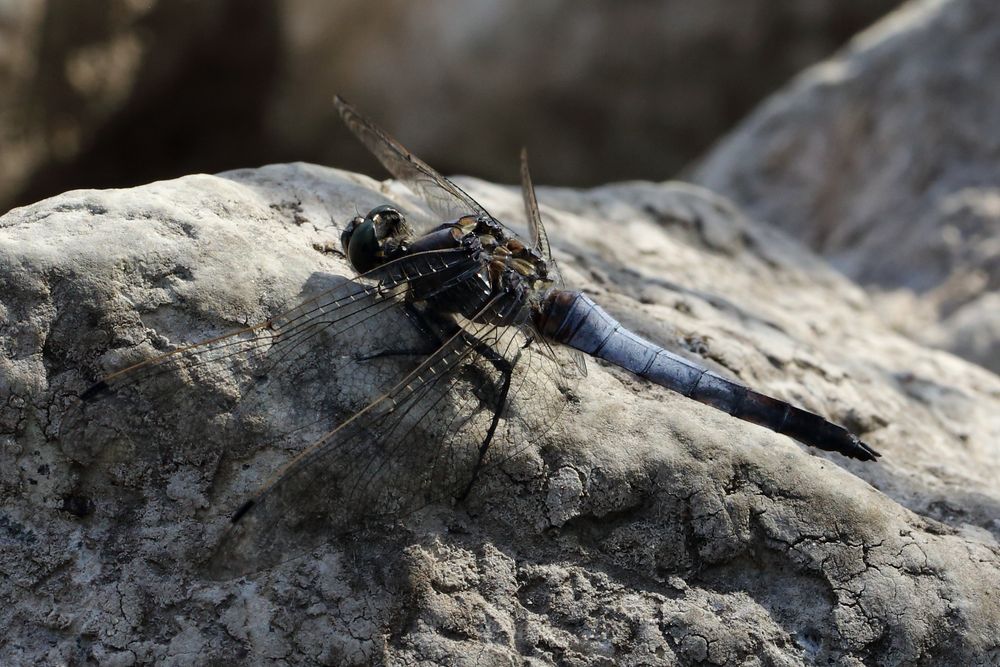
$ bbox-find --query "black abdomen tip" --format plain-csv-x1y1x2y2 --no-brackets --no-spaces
232,499,255,523
853,437,882,462
80,380,110,402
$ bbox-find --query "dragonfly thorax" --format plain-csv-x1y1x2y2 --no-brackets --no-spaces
345,206,550,287
343,205,555,330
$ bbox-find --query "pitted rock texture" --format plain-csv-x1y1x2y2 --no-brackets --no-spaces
2,164,999,665
695,0,1000,375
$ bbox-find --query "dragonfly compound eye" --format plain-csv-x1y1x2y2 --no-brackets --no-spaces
344,214,380,274
344,205,410,274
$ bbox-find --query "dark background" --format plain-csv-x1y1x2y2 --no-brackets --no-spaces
0,0,903,213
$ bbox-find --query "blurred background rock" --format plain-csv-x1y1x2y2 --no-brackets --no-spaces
695,0,1000,373
0,0,901,212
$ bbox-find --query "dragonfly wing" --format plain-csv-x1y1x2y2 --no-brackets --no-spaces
207,295,586,578
520,148,552,262
60,248,482,465
519,148,588,377
335,96,498,224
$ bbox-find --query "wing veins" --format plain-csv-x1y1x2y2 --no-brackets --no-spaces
335,95,501,226
342,330,493,505
230,293,508,512
87,248,479,397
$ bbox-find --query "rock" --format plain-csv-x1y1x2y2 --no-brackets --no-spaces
0,0,281,211
694,0,1000,374
267,0,903,189
1,1,903,211
2,164,999,664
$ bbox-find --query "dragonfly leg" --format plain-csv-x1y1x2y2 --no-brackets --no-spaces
356,297,515,502
454,340,513,503
400,303,515,503
405,303,516,504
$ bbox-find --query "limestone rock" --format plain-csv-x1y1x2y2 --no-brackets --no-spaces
694,0,1000,374
2,165,999,664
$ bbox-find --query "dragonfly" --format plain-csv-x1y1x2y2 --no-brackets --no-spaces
67,97,880,579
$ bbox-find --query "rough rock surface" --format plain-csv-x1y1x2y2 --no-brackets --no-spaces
694,0,1000,374
2,164,999,665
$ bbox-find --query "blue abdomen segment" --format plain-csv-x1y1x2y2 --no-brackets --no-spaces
536,290,880,462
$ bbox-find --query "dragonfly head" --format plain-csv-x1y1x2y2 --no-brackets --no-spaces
342,205,411,274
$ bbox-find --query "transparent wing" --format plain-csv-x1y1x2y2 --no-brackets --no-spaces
335,95,513,234
60,248,483,465
206,295,585,579
520,148,588,376
520,147,551,262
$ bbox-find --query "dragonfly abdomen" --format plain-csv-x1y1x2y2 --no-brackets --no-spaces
536,290,880,462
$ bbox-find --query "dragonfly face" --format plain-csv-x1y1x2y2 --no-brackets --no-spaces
341,204,413,274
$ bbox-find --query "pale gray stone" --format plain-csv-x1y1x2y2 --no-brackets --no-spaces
695,0,1000,374
2,164,999,664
